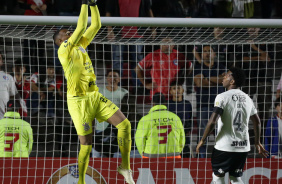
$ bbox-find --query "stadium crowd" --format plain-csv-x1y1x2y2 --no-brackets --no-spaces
0,0,281,18
0,0,281,159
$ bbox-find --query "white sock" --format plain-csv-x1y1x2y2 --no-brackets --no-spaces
212,172,225,184
230,175,244,184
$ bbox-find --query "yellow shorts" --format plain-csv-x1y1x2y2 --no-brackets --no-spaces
67,91,119,136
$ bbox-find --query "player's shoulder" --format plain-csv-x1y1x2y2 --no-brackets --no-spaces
15,118,30,125
0,72,14,82
165,110,182,120
58,39,71,55
119,87,129,94
219,89,252,102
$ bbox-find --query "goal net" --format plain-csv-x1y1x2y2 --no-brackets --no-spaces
0,17,281,184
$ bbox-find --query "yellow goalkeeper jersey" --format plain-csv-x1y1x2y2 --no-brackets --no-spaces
58,37,98,97
58,5,101,97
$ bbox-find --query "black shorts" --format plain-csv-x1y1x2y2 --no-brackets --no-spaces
211,148,248,177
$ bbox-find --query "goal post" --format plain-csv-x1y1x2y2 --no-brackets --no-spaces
0,16,281,184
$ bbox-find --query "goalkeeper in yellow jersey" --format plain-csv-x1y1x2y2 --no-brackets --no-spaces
53,1,134,184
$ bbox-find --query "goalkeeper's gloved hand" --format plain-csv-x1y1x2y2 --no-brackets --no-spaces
88,0,97,6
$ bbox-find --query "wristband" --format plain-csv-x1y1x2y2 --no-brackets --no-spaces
82,0,88,5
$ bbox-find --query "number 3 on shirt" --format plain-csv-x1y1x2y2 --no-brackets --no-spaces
4,133,20,151
157,125,172,144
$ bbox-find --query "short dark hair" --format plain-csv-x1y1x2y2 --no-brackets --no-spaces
6,100,21,111
152,92,166,105
14,58,25,73
202,45,213,50
53,29,63,42
47,61,55,68
106,69,120,77
229,67,246,87
170,80,183,88
275,98,281,108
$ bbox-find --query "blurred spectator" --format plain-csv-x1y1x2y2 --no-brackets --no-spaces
106,0,155,89
18,0,49,73
18,0,49,16
13,59,30,117
121,94,143,157
235,29,274,126
53,0,80,16
152,0,186,17
0,100,33,157
261,0,274,18
29,70,44,115
0,0,19,15
30,63,62,119
193,45,226,158
167,80,192,158
276,73,282,99
93,70,128,158
213,0,254,18
135,93,185,158
0,52,20,119
136,37,192,100
193,28,235,68
265,98,282,158
157,0,213,18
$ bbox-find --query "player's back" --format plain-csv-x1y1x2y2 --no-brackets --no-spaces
214,89,257,152
138,106,185,157
58,39,99,97
0,112,33,157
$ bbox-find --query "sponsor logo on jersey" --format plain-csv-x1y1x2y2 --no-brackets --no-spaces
83,122,90,131
173,59,178,65
153,118,174,124
63,40,69,48
218,168,224,174
232,94,238,101
235,169,243,173
5,127,20,131
3,75,9,80
100,96,108,103
239,95,246,102
79,46,86,53
231,140,247,147
88,81,95,87
46,163,107,184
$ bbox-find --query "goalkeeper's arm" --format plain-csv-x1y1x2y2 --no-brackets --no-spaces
83,0,102,46
69,0,89,45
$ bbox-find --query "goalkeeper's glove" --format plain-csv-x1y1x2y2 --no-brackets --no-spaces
88,0,97,6
82,0,88,5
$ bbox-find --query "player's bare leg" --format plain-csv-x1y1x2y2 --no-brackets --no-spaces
108,110,134,184
77,133,93,184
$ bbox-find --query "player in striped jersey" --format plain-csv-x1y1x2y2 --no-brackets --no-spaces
196,67,268,184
